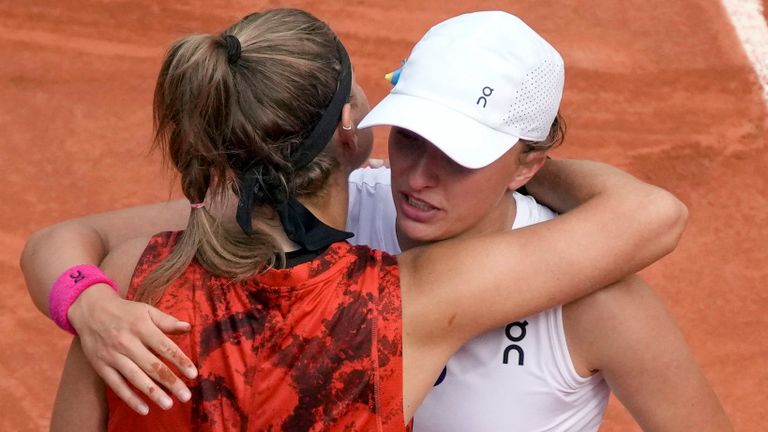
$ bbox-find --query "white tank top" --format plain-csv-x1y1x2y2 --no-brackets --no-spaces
346,167,610,431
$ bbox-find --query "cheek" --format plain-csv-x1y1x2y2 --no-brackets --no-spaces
352,106,368,126
447,184,482,215
445,177,504,219
387,140,409,174
388,133,425,166
388,159,407,192
359,128,374,156
351,85,371,122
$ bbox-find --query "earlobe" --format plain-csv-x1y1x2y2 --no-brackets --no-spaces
335,103,356,137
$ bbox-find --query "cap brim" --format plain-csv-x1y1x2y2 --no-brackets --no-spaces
358,93,519,169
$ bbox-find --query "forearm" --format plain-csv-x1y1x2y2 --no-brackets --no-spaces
526,159,688,258
526,159,654,213
20,199,190,316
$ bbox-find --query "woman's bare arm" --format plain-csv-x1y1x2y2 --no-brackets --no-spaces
21,199,190,316
19,200,196,413
50,338,108,432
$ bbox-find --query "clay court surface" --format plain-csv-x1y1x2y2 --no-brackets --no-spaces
1,0,766,430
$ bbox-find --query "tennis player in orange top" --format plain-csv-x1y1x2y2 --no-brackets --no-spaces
21,8,687,431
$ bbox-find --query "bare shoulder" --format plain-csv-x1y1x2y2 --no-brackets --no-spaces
100,237,152,296
563,274,666,375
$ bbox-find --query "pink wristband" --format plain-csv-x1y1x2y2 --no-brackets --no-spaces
49,264,119,335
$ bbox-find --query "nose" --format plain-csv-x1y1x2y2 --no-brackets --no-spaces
407,143,442,191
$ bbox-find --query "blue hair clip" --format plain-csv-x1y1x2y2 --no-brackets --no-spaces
384,60,407,85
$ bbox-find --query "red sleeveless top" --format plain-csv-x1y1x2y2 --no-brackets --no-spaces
106,232,409,431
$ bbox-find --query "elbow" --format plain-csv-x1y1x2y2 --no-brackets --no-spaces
672,196,689,246
651,189,689,256
20,222,77,269
19,226,58,315
20,220,105,282
19,226,50,274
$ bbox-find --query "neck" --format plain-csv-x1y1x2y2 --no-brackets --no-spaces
398,190,518,251
299,169,350,232
220,169,349,253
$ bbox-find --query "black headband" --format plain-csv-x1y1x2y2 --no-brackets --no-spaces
291,41,352,169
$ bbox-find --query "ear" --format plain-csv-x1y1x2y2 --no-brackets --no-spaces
507,150,549,191
334,103,358,157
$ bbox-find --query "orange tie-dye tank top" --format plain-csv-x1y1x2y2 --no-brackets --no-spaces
106,232,409,431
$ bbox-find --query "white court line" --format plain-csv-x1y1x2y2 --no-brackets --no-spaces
720,0,768,104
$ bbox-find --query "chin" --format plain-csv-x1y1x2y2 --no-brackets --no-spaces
397,222,444,247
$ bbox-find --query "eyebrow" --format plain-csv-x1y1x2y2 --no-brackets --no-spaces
396,128,424,142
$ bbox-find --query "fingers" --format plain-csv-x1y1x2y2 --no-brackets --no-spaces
76,300,199,413
148,309,198,379
150,308,192,335
97,364,150,416
116,335,194,405
109,353,177,411
92,347,191,413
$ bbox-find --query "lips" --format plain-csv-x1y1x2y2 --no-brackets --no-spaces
407,195,436,211
399,192,440,223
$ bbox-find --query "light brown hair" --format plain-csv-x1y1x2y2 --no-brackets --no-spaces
520,112,567,153
136,9,344,303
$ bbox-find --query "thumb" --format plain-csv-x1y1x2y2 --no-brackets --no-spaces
149,307,191,334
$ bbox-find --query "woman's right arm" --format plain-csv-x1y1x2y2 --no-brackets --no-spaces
21,199,191,316
398,159,688,418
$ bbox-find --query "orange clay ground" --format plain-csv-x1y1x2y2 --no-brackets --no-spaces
1,1,766,430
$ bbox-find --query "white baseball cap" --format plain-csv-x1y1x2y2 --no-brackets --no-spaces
358,11,564,169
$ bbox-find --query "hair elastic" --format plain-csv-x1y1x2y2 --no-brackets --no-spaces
190,202,205,209
222,34,241,64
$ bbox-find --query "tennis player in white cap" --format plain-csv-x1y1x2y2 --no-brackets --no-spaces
352,10,731,432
